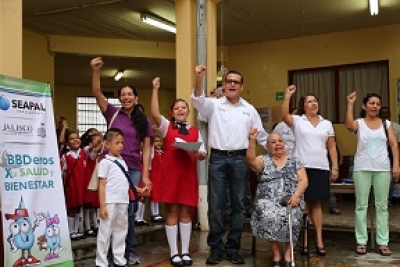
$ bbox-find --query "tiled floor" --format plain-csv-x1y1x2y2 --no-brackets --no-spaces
76,199,400,266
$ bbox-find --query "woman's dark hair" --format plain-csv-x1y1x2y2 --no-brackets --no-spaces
169,99,189,129
296,93,320,116
118,85,148,141
360,93,381,118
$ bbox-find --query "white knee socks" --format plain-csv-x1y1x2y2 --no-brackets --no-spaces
179,221,192,256
165,224,179,259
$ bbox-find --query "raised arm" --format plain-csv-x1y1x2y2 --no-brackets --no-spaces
90,57,108,113
150,77,162,127
282,85,296,127
246,128,264,174
345,92,358,132
194,65,206,97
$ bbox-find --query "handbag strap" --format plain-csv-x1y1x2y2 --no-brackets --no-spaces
108,158,138,199
382,119,389,141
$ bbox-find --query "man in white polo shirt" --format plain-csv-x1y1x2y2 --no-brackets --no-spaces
191,65,268,265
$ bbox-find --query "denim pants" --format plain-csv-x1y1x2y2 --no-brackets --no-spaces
125,169,142,257
207,151,249,253
353,171,390,246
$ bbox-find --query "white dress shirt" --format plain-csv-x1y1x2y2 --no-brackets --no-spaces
191,92,268,150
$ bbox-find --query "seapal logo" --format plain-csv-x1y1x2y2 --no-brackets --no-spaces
11,99,46,111
2,124,33,135
0,95,11,111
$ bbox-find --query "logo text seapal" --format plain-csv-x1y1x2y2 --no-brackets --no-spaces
11,99,46,111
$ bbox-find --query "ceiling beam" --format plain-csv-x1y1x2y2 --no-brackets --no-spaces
50,35,176,59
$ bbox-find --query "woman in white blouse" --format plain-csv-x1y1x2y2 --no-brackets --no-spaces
345,92,400,256
282,85,339,256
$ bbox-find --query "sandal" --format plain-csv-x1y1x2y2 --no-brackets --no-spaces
356,245,367,255
314,242,326,256
378,245,391,256
299,246,308,256
271,260,281,267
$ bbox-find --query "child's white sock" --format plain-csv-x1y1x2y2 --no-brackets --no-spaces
179,221,192,257
165,224,179,260
83,209,91,230
90,209,99,229
150,201,159,216
68,217,74,234
135,201,145,221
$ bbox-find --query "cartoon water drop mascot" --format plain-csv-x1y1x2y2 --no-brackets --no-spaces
37,212,62,261
4,196,45,267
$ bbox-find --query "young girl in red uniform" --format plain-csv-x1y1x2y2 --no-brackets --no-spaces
61,131,87,240
81,128,103,236
151,77,207,266
149,135,165,223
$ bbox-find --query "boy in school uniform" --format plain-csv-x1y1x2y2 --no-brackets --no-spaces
95,128,145,267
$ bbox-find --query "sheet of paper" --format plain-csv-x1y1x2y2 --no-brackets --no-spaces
173,137,202,151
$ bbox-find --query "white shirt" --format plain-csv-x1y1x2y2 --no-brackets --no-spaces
273,121,295,156
158,115,207,153
292,115,334,170
98,154,129,204
191,92,268,150
353,118,391,171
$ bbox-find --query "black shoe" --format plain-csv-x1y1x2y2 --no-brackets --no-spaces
329,207,341,215
206,251,224,265
135,219,149,226
170,254,184,267
151,214,165,223
226,252,245,264
181,253,193,266
85,229,96,237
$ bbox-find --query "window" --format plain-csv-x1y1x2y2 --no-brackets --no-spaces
76,97,121,136
289,61,389,123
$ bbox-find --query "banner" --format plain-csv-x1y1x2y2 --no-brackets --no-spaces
0,75,74,266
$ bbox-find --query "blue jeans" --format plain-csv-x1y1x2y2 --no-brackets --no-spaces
125,169,141,257
207,152,249,253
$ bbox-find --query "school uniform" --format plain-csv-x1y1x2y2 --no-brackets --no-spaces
61,149,86,209
149,147,163,199
153,116,206,207
95,155,129,267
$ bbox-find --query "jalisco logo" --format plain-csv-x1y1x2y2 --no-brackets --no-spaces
2,122,46,138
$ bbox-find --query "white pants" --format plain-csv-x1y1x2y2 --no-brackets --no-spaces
95,203,128,267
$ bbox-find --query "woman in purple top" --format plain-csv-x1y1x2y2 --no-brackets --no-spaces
91,57,153,265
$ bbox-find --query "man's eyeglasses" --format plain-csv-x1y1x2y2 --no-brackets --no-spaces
225,79,243,85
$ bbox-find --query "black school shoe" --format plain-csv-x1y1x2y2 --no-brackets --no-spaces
206,251,224,265
226,251,245,264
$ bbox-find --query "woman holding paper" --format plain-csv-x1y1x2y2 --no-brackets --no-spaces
151,77,206,267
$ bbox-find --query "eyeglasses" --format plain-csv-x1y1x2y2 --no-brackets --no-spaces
225,79,243,85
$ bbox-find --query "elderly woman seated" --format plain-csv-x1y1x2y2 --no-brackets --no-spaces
246,130,308,267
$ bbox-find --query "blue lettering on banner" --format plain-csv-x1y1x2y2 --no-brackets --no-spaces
4,180,54,191
7,154,54,165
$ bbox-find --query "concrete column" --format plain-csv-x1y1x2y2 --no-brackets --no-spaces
175,0,219,233
175,0,197,121
0,0,22,78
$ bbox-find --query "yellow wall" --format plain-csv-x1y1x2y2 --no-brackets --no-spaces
54,85,176,132
22,29,54,90
226,23,400,156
